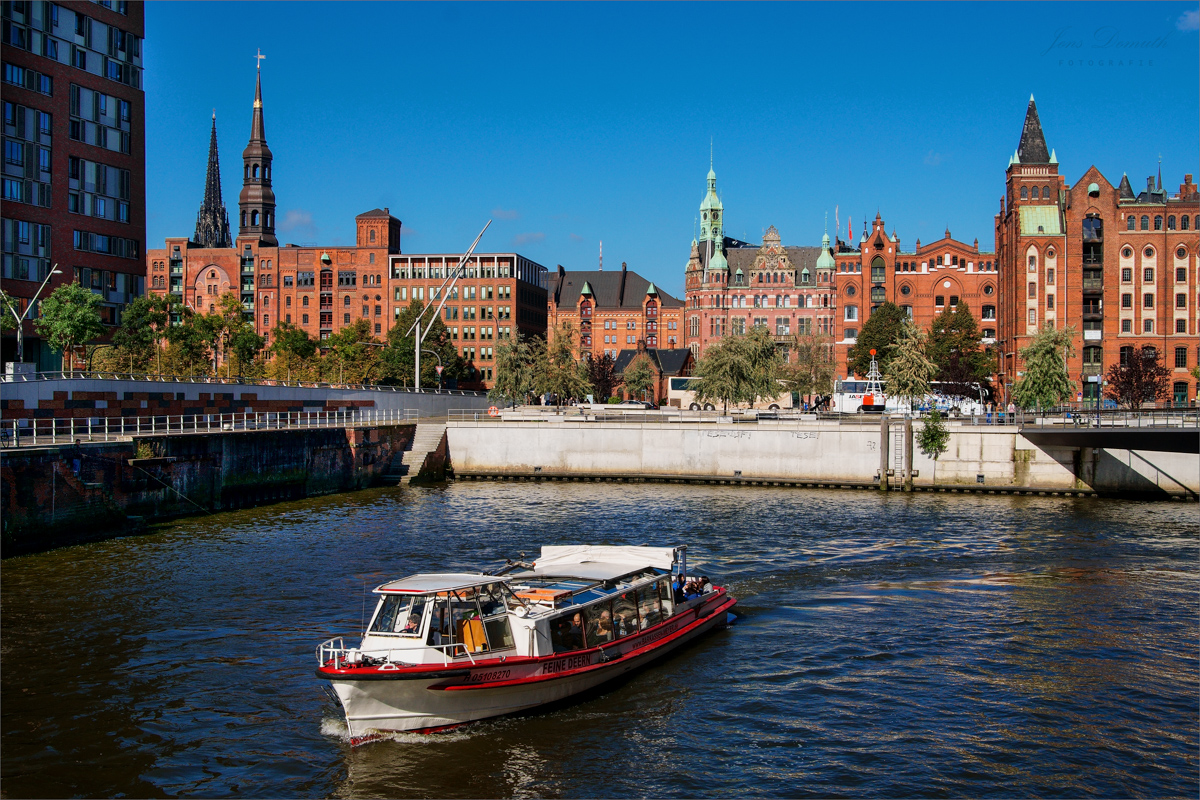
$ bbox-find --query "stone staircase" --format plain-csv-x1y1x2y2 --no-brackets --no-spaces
379,422,447,485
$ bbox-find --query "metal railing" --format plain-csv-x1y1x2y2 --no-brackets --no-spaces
1016,405,1200,429
0,407,420,448
0,369,486,395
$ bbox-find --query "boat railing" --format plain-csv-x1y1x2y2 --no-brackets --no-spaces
316,636,479,667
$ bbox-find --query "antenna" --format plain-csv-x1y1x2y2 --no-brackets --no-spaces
599,239,603,271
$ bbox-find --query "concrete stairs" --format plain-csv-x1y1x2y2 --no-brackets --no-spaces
379,422,447,485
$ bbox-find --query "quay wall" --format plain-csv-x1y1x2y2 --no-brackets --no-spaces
0,378,490,421
0,423,435,556
446,421,1199,497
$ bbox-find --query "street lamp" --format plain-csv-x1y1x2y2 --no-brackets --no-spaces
3,264,62,368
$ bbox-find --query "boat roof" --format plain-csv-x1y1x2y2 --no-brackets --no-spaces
510,561,662,582
375,573,497,594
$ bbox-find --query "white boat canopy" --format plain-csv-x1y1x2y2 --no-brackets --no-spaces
522,545,681,580
375,573,498,593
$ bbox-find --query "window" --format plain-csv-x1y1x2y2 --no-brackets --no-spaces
844,328,857,340
1121,319,1132,333
1168,216,1176,230
1121,293,1132,309
983,328,995,338
302,314,309,324
1178,249,1188,263
870,287,885,303
1046,269,1055,285
983,284,994,296
1140,216,1149,230
1028,255,1036,271
1020,187,1028,200
1127,215,1136,231
1028,309,1037,325
302,295,309,307
1182,215,1190,230
343,313,350,324
1144,247,1154,260
1154,216,1163,231
1046,294,1054,310
1027,283,1036,299
871,257,885,283
1177,293,1187,309
1122,247,1133,259
342,295,350,306
1143,319,1153,333
982,305,996,320
936,295,945,306
1144,268,1154,283
844,305,858,321
1121,267,1132,282
899,284,911,296
1143,293,1154,309
1176,319,1187,334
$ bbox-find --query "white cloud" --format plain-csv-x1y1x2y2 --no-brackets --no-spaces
279,209,316,238
569,233,585,243
492,207,520,220
513,232,545,246
1178,9,1199,30
924,150,943,167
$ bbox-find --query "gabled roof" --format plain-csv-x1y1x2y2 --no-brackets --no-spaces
551,266,683,309
613,347,692,376
356,208,398,220
696,241,823,274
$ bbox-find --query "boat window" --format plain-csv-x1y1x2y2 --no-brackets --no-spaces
370,595,428,636
657,578,675,618
637,585,662,630
450,590,488,654
478,584,506,617
551,611,586,653
585,601,615,647
612,592,638,638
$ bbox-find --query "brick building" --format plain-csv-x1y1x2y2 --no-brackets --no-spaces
995,97,1200,405
147,64,547,389
2,0,146,370
546,261,684,360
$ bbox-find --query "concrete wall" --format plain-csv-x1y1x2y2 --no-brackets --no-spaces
0,423,439,556
447,420,1199,497
0,378,491,420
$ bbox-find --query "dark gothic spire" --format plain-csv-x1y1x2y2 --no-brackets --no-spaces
1016,95,1051,164
193,112,232,248
238,54,277,246
1117,173,1135,200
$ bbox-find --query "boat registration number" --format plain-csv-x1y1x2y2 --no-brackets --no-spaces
468,669,512,684
544,653,591,674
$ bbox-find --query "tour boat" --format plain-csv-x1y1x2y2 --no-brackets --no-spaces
315,545,736,744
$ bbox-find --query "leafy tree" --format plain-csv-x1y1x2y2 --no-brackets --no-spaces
1103,345,1171,409
621,353,656,402
490,331,538,406
586,352,618,401
112,294,170,373
917,409,950,460
321,319,377,384
927,302,993,395
534,321,590,403
34,282,104,374
0,289,19,332
269,320,316,381
884,319,938,412
779,330,834,402
164,306,214,376
380,299,467,388
229,324,267,379
1011,325,1076,410
690,325,781,412
846,301,907,378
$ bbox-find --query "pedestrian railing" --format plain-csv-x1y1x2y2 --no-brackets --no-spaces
0,369,485,395
0,407,421,448
1017,406,1200,429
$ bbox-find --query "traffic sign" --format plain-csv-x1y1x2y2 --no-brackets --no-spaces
435,365,444,375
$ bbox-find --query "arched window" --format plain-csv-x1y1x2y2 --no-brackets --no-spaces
265,213,272,228
302,296,309,307
1167,216,1176,230
263,296,270,308
1020,187,1028,200
1031,187,1039,200
1141,215,1149,230
369,253,375,265
1127,215,1135,230
1154,216,1163,231
252,164,259,179
1182,215,1190,230
1042,185,1050,199
244,165,249,180
343,296,350,306
369,229,376,243
240,211,246,227
251,210,259,226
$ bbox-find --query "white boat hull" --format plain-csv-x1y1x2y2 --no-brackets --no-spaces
322,593,736,742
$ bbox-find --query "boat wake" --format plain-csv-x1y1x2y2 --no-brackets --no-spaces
320,716,475,745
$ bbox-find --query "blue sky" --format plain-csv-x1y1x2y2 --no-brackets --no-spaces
146,2,1199,297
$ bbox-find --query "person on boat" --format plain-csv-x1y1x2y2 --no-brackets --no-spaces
683,579,703,600
672,577,686,604
567,613,585,649
400,614,421,634
590,609,615,643
427,607,447,647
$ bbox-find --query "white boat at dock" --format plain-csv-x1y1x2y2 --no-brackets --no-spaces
315,545,737,744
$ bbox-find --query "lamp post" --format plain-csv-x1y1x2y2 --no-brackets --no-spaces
3,264,62,367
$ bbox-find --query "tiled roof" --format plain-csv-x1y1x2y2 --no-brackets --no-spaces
355,208,396,219
613,347,692,376
552,267,683,309
696,243,823,273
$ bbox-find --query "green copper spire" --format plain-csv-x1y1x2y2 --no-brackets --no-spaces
699,153,723,245
580,280,593,296
646,282,658,295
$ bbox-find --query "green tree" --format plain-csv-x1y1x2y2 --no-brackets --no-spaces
229,324,267,379
846,301,908,378
690,325,781,412
321,319,377,384
927,302,993,395
917,409,950,460
269,320,317,381
164,306,214,376
490,331,538,406
621,353,656,402
380,300,466,388
112,294,170,373
1103,345,1171,409
780,330,835,402
883,319,938,412
34,282,104,374
1011,325,1077,410
534,321,590,403
0,289,19,333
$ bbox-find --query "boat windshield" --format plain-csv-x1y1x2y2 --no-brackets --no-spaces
369,595,428,636
426,582,516,655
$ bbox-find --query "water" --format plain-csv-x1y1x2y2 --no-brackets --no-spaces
2,483,1196,798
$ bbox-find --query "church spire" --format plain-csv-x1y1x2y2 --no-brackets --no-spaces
1016,94,1051,164
193,112,232,248
238,51,277,246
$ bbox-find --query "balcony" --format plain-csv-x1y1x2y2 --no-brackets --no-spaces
1083,362,1103,375
1082,277,1103,292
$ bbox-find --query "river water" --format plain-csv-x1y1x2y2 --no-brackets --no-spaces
1,483,1196,798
